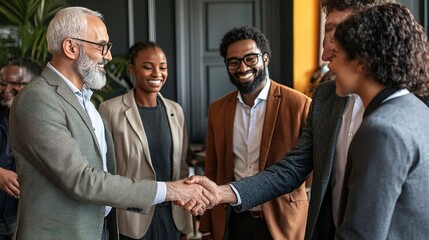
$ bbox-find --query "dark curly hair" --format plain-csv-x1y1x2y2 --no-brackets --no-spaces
335,3,429,97
128,41,162,65
219,26,271,59
321,0,394,15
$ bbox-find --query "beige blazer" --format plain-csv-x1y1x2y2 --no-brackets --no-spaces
99,90,192,239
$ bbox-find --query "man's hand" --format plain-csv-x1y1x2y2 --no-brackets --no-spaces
166,179,214,215
183,175,221,215
184,175,240,215
0,167,19,198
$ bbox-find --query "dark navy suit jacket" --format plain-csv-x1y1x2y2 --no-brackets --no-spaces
232,80,347,240
0,106,18,224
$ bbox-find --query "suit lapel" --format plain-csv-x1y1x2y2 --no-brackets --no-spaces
161,95,181,180
43,68,101,154
225,92,237,181
323,95,348,186
123,91,154,171
259,80,279,170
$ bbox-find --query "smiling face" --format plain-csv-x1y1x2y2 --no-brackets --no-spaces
74,15,112,89
322,9,353,62
226,39,268,94
328,45,364,96
130,46,168,95
0,65,31,107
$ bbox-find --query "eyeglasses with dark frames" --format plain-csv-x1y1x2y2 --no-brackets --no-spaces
224,53,263,70
71,37,113,56
0,80,28,87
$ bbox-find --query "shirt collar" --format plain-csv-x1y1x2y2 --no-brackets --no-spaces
47,62,93,98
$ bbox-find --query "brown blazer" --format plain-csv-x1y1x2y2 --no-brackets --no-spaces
99,90,192,239
200,80,311,240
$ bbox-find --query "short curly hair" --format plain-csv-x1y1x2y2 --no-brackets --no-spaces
219,26,271,59
335,3,429,97
321,0,394,15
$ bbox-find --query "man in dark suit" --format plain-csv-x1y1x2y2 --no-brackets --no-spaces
185,1,395,239
9,7,212,240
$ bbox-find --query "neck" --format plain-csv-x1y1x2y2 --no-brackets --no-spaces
134,90,158,107
50,58,84,90
357,79,386,108
240,79,267,107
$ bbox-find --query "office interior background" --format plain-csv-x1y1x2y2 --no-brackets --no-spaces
0,0,427,145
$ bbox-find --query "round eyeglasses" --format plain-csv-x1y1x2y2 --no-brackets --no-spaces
71,37,113,56
224,53,263,70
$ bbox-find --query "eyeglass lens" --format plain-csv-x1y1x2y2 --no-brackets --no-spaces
225,53,262,70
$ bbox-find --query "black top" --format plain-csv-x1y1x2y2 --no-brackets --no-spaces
138,97,173,182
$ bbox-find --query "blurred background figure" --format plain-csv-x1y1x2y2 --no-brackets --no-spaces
0,57,40,240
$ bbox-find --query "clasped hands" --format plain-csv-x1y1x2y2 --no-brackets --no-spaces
166,175,230,216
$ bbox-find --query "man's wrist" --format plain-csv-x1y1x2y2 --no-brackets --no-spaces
219,184,238,204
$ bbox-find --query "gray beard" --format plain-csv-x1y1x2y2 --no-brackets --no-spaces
75,49,107,90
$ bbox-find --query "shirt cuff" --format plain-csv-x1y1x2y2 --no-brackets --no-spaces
229,184,242,206
152,182,167,205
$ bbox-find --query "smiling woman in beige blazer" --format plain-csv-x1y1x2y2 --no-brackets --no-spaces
99,41,192,240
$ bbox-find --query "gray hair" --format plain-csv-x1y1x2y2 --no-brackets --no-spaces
46,7,104,54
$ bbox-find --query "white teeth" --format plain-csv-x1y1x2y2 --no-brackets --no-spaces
149,80,162,84
239,72,253,80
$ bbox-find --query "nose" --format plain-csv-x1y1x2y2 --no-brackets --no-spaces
236,60,250,72
151,68,162,77
103,50,113,62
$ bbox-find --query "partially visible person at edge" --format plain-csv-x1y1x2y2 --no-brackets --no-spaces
9,6,214,240
330,3,429,238
0,57,40,240
198,26,311,240
99,41,193,240
181,1,397,240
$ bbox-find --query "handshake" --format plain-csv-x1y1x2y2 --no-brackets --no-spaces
165,176,237,216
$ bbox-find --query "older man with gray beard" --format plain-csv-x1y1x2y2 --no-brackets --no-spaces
9,6,214,240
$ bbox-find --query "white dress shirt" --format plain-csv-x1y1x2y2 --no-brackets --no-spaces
332,94,364,227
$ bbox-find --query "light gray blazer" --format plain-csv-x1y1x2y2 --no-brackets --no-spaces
231,80,347,240
336,93,429,239
99,90,192,238
9,67,157,240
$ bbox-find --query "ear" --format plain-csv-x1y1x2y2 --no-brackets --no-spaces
356,56,367,73
128,63,135,76
63,38,79,60
263,53,269,66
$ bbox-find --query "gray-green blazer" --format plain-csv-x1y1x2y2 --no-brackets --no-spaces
9,67,157,240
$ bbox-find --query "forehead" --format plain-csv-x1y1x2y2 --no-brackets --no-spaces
0,65,26,76
226,39,260,58
135,47,167,62
0,65,28,82
325,9,353,26
85,15,109,41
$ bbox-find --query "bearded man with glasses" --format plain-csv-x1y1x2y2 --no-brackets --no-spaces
198,25,311,240
9,6,215,240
